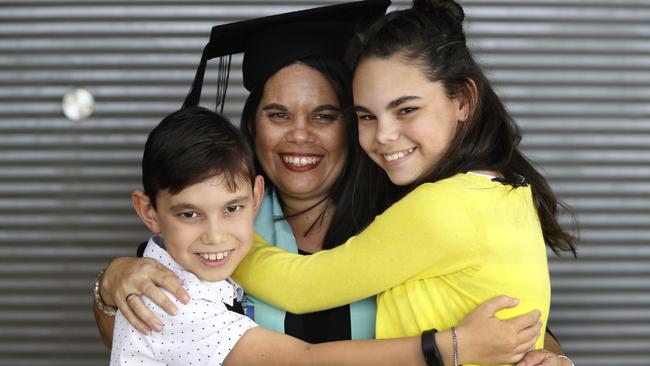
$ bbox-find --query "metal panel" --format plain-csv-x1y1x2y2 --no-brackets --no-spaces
0,0,648,365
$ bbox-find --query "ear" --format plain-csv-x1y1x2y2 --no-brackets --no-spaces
457,78,478,123
251,175,265,216
131,190,161,234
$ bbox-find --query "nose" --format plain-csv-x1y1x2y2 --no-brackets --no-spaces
201,219,226,246
286,117,316,144
375,118,399,144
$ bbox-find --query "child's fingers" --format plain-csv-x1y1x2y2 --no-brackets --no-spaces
509,309,542,331
513,320,542,356
478,295,520,315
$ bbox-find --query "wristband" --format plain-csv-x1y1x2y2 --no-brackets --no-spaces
558,355,575,366
93,269,117,316
421,329,443,366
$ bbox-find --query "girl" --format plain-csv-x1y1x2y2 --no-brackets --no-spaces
233,1,576,365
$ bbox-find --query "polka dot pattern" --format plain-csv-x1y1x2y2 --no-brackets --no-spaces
110,237,257,366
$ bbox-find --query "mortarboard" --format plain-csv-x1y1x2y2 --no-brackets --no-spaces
182,0,390,112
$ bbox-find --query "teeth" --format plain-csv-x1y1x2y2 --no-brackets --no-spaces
383,148,415,162
282,155,322,167
199,251,230,261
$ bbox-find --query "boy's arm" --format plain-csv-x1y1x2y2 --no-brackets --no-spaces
224,326,426,366
225,319,539,366
225,296,543,366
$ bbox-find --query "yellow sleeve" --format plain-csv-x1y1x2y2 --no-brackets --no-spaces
233,183,481,313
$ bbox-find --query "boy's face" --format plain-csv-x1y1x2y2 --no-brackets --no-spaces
144,174,264,282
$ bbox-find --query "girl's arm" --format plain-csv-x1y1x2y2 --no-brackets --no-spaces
234,184,477,313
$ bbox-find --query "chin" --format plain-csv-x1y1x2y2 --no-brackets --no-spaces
199,271,230,282
387,174,416,187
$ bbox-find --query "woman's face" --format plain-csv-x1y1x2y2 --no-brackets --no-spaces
254,63,348,204
353,56,469,186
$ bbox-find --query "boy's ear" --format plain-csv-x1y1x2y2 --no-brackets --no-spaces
131,190,161,234
251,175,265,215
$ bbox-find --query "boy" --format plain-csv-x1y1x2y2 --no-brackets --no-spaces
110,107,532,366
110,107,264,365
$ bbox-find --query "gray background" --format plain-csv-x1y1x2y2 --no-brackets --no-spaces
1,0,649,365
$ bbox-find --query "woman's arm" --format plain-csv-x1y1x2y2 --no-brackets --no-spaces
93,300,115,348
93,256,190,347
234,185,479,313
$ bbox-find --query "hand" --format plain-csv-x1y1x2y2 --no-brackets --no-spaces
516,349,572,366
100,256,190,334
456,295,542,365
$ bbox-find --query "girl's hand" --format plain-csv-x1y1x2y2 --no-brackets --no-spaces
100,256,190,334
516,349,573,366
456,295,543,365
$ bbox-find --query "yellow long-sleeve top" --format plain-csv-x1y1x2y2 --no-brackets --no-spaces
234,173,550,355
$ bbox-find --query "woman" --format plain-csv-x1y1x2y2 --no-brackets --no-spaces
94,1,567,363
229,0,577,365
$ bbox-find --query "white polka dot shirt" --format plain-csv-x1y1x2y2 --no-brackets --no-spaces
110,236,257,366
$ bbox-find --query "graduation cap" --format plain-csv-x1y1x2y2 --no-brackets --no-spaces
182,0,390,112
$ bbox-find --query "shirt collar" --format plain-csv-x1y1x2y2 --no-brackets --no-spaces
143,236,244,305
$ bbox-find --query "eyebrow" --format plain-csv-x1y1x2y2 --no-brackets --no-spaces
168,195,250,212
354,96,421,114
169,203,198,212
261,103,288,111
313,104,340,113
387,96,421,110
225,195,250,206
261,103,340,113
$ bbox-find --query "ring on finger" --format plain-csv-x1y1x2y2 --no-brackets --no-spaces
125,292,139,303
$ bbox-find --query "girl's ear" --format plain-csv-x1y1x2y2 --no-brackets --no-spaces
131,190,161,234
251,175,265,216
458,78,478,123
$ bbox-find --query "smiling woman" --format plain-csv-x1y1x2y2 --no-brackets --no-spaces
254,63,348,221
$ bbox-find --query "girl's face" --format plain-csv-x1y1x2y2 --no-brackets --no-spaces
353,56,470,186
254,63,348,204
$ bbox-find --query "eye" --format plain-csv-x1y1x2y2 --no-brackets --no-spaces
267,112,289,120
224,205,243,214
398,107,419,116
356,113,376,122
312,113,339,123
178,211,199,220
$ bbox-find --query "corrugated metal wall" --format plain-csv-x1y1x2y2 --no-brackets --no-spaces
0,1,647,365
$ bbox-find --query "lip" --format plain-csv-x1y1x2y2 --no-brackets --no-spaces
380,147,416,165
195,250,234,267
279,152,323,172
